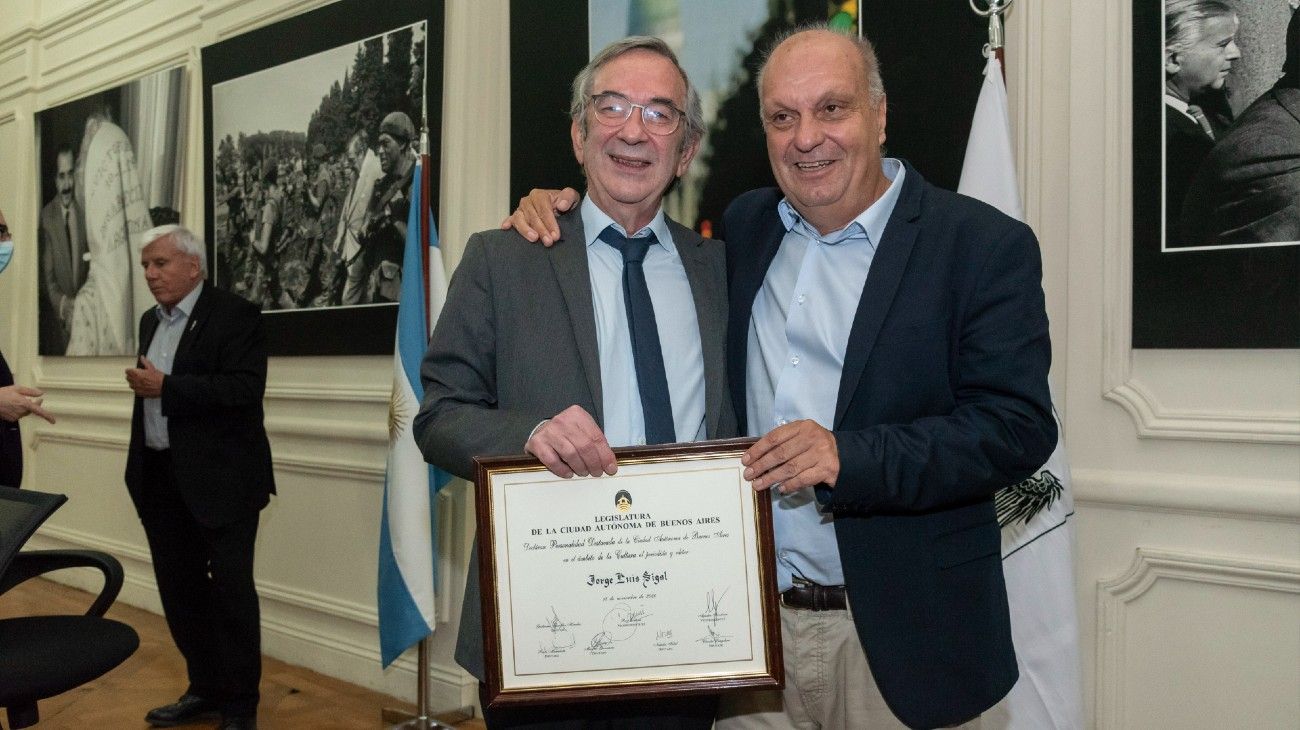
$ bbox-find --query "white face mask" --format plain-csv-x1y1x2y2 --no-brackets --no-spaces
0,240,12,276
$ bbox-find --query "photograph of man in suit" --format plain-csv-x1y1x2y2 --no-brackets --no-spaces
1182,6,1300,246
414,36,734,729
123,224,275,730
39,143,89,355
507,25,1056,730
1164,0,1242,246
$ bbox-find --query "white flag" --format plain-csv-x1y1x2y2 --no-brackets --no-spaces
959,55,1083,730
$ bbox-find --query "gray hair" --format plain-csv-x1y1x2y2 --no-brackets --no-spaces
757,24,886,108
143,224,207,276
1165,0,1236,60
568,36,705,153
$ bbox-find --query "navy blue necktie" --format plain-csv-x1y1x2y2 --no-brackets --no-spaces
599,226,676,444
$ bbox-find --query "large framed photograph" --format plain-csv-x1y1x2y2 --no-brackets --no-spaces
36,66,188,357
202,0,444,356
474,438,782,708
1132,0,1298,348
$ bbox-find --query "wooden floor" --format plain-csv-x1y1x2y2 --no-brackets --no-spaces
0,578,484,730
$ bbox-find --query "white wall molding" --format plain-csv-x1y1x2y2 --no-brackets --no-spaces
33,368,388,402
35,522,378,625
0,37,35,102
1073,467,1300,522
27,526,471,699
30,0,132,41
38,2,198,82
36,52,193,112
1097,0,1299,446
204,0,329,41
1104,375,1300,445
1095,548,1300,729
33,423,384,480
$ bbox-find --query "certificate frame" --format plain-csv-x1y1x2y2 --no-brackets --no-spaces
474,437,782,708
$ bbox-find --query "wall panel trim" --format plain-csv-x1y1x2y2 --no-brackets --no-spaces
1074,467,1300,522
1095,548,1300,729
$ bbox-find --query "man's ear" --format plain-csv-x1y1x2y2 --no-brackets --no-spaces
571,120,585,166
674,136,701,178
1165,52,1181,76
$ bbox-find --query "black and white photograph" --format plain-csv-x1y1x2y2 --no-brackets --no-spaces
1163,0,1300,251
203,0,444,356
36,66,188,357
1132,0,1299,348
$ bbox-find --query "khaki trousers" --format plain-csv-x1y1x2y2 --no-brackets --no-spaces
715,603,977,730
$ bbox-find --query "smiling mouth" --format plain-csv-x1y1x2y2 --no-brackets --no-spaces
610,154,651,169
794,160,834,171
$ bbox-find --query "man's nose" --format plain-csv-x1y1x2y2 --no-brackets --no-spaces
792,116,825,152
617,109,650,142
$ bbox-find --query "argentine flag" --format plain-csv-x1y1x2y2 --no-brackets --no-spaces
378,157,450,667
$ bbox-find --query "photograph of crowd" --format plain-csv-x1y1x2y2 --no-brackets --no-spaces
210,21,427,313
36,66,188,357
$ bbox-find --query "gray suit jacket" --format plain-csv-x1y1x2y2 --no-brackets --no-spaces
413,208,735,680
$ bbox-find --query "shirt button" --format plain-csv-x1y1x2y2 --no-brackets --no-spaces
790,355,800,365
777,418,788,426
797,294,806,304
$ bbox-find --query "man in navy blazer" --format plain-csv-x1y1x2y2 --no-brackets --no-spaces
714,28,1056,730
124,225,274,730
505,25,1056,730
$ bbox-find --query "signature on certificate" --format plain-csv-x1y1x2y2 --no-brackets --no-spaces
702,587,729,621
587,631,614,651
612,605,651,624
540,606,575,649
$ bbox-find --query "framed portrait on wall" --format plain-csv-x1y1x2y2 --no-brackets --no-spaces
202,0,444,356
1132,0,1299,348
35,66,188,357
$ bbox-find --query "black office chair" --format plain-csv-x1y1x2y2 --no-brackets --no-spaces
0,488,140,729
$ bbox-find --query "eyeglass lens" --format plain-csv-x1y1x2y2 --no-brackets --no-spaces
591,93,680,134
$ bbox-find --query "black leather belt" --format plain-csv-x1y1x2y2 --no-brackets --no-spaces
780,580,847,611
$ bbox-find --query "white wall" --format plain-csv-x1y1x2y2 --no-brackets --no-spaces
1006,1,1300,727
0,0,509,710
0,0,1296,725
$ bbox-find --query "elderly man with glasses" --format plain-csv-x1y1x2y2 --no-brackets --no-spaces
414,36,735,729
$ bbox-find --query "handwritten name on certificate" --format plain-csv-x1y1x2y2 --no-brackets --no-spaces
486,454,770,689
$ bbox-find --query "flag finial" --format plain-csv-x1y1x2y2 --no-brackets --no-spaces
969,0,1012,52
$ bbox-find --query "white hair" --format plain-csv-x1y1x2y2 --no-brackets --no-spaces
142,224,207,276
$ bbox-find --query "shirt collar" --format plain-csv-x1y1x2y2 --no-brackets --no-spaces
1165,95,1199,124
581,196,677,257
156,280,204,323
777,158,905,248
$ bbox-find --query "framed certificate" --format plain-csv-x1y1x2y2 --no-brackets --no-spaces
474,438,782,708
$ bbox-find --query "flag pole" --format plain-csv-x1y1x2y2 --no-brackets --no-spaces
380,130,474,730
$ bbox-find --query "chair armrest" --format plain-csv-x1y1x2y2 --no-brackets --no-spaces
0,549,125,617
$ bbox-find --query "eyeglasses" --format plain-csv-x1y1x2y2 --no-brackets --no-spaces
588,92,684,135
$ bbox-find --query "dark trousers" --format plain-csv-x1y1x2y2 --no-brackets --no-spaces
139,448,262,717
479,683,716,730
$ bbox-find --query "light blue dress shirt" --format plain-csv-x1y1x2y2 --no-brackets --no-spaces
143,281,204,450
581,197,707,447
746,159,905,591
